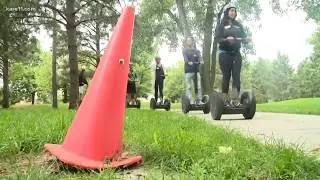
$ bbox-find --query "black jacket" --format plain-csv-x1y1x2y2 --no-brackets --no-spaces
182,47,201,73
216,21,246,52
155,64,165,80
79,71,88,86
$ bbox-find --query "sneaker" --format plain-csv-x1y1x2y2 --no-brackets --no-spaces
222,93,231,107
231,100,241,107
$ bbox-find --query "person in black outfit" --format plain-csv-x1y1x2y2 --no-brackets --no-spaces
215,6,251,106
154,57,165,103
79,67,88,104
127,63,137,104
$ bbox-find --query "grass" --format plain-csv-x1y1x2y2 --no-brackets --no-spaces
0,105,320,179
257,98,320,115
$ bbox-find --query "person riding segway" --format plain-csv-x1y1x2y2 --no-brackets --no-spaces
126,63,141,109
79,66,88,105
181,36,210,114
150,57,171,111
210,6,256,120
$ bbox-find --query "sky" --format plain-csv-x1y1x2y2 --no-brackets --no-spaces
36,1,318,70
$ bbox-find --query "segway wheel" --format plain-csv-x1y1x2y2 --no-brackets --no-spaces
210,91,224,120
137,100,141,109
241,91,256,119
202,95,210,114
181,95,190,114
164,99,171,111
150,98,156,110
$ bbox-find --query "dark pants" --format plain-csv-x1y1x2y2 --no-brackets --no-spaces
219,51,242,96
154,78,164,102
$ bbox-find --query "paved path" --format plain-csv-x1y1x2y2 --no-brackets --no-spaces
184,111,320,151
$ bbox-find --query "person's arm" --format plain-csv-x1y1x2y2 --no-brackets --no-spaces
182,49,189,63
183,49,193,65
215,24,227,43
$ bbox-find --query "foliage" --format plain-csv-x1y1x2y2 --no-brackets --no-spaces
9,63,36,104
164,60,185,102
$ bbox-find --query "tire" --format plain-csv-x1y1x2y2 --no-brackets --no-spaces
202,95,210,114
137,100,141,109
210,91,224,120
181,95,190,114
150,98,156,110
164,99,171,111
241,91,256,119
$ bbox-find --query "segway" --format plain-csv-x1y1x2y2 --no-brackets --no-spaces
150,98,171,111
181,61,210,114
126,98,141,109
181,94,210,114
210,90,256,120
126,80,141,109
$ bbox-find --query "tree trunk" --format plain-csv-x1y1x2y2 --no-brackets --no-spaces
201,0,214,94
95,21,101,67
210,38,218,89
66,0,79,109
176,0,191,39
210,3,229,90
52,0,58,108
2,37,9,108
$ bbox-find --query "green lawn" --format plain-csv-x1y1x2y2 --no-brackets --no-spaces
257,98,320,115
0,105,320,179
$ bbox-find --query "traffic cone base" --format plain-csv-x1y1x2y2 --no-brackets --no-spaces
45,144,142,169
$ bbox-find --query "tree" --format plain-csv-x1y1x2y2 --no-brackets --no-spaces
0,1,39,108
270,53,294,101
35,51,53,103
164,60,185,102
78,2,118,68
51,0,58,108
25,0,119,109
9,63,37,104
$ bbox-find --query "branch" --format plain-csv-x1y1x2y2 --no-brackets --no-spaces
81,22,97,34
74,0,95,14
23,15,67,26
41,3,68,23
78,52,97,67
82,39,97,52
91,0,121,14
75,15,118,26
166,9,184,33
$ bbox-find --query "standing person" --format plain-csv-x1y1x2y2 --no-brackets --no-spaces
215,6,251,106
182,36,204,104
78,67,88,105
153,57,165,103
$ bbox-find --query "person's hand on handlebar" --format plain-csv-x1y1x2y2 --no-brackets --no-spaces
226,36,236,44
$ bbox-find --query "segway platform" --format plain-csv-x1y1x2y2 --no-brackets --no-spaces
126,99,141,109
210,91,256,120
181,95,210,114
150,98,171,111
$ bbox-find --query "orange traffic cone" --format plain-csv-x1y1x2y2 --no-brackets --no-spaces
44,6,142,169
